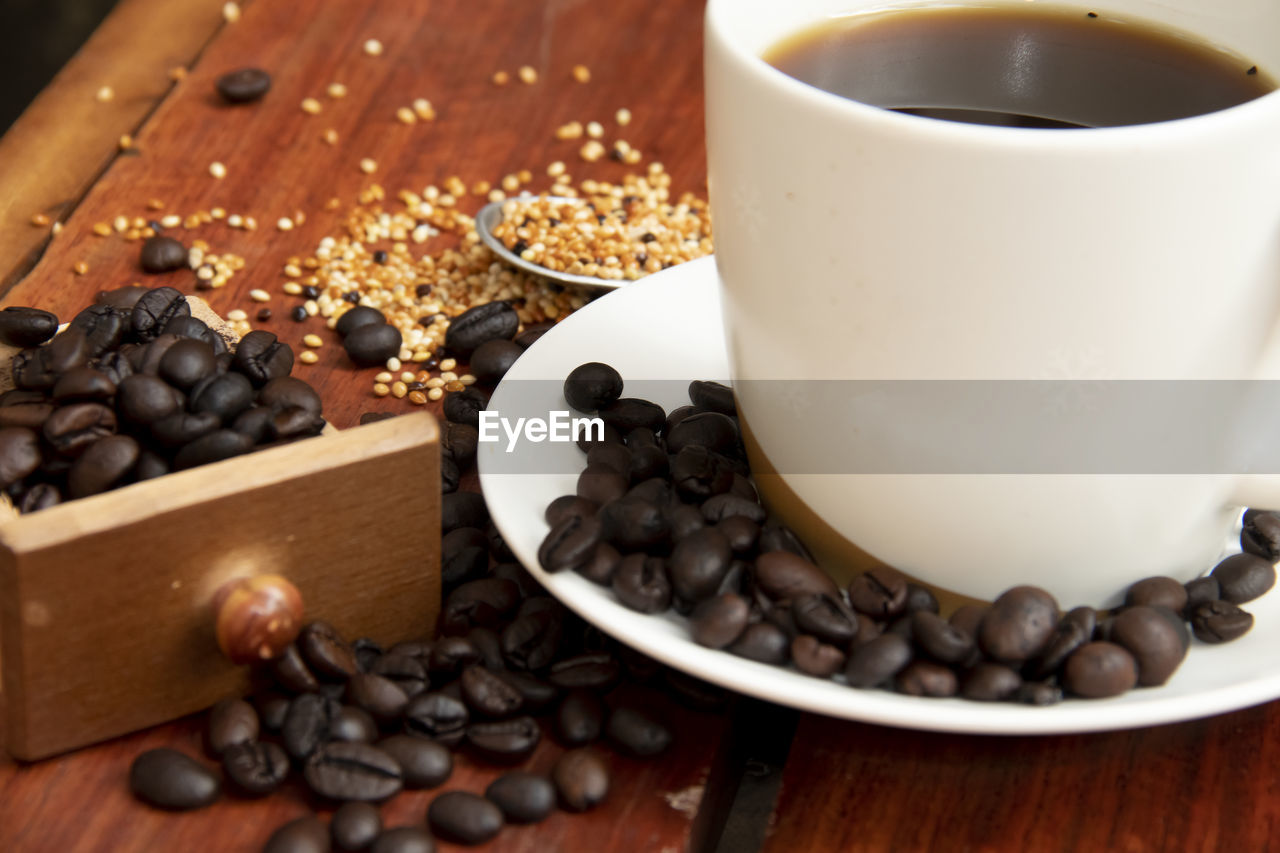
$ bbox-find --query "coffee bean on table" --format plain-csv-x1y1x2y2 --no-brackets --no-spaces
470,339,523,385
485,771,556,824
330,706,379,743
376,735,453,789
305,742,403,801
403,692,469,747
442,387,488,428
300,620,360,679
139,237,189,274
461,665,523,718
444,301,519,359
222,741,289,796
498,671,559,712
465,715,541,763
117,374,180,424
1125,576,1189,612
1210,553,1277,604
190,371,255,421
264,816,329,853
282,693,340,760
344,324,403,367
443,491,489,532
272,643,320,693
845,633,913,688
514,322,553,349
978,586,1059,662
335,306,387,337
428,790,505,845
555,688,606,746
563,362,624,413
1062,641,1138,698
216,67,272,103
207,697,259,755
370,827,435,853
961,662,1023,701
1190,599,1254,643
234,330,294,386
157,339,216,391
754,551,840,600
331,801,382,852
553,748,610,812
129,748,221,810
604,706,671,757
345,673,409,723
0,306,58,347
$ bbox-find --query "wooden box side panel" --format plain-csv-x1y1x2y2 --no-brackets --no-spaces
1,415,440,760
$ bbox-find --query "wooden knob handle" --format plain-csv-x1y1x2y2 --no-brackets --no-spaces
213,574,304,665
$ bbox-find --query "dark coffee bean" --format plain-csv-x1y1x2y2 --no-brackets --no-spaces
282,693,340,759
466,627,505,672
377,734,452,788
442,387,488,428
443,491,488,532
371,827,434,853
538,514,603,573
370,654,428,698
335,306,386,337
264,816,330,853
791,634,846,677
0,306,58,347
978,586,1059,663
44,402,117,456
501,611,563,671
331,706,379,743
562,362,624,413
344,324,403,367
92,349,134,386
910,611,974,664
662,404,696,436
190,371,255,421
553,748,609,812
428,790,505,845
254,694,291,733
465,715,541,763
666,412,738,454
164,315,225,352
1184,576,1220,615
130,288,189,343
576,463,628,505
847,567,909,619
272,405,325,439
116,374,178,425
1211,552,1277,604
429,636,482,677
660,504,702,544
793,594,858,647
755,551,840,600
129,748,220,810
726,622,791,664
545,495,598,528
754,523,811,562
900,585,938,616
1190,599,1254,643
68,304,128,357
216,66,272,102
1242,509,1280,560
174,429,254,469
604,706,671,757
586,442,631,477
713,516,757,554
0,401,53,431
1109,605,1187,686
962,662,1023,701
0,389,49,407
699,493,766,525
688,380,736,415
1025,606,1095,679
207,697,259,756
445,301,519,358
470,339,523,385
443,579,521,634
461,665,523,718
493,671,555,713
441,423,479,470
218,741,288,797
18,482,61,513
690,592,750,649
51,367,115,403
234,330,294,386
305,741,402,801
548,653,621,692
331,801,382,851
259,375,323,416
598,397,665,434
1062,641,1138,698
271,643,320,693
612,553,672,613
512,322,552,349
895,661,958,697
140,237,188,274
671,445,734,501
94,285,149,310
1125,576,1189,612
404,692,469,747
485,772,555,825
846,633,913,688
555,688,605,746
625,442,667,482
0,427,41,487
669,527,732,602
151,411,220,447
575,541,620,586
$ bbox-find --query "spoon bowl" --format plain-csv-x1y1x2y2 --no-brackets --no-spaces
475,197,626,290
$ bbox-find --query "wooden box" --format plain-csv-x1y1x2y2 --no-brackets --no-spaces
0,411,441,761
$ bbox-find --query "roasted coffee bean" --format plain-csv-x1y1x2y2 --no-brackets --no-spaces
260,375,323,416
604,706,671,757
441,422,479,470
1109,605,1187,686
235,330,294,386
659,505,701,544
131,287,189,338
445,301,519,358
962,662,1023,701
305,741,402,801
94,349,134,386
669,527,732,603
562,362,624,413
553,748,609,812
216,67,272,103
501,610,563,671
485,772,556,825
465,715,541,763
68,305,127,356
377,735,452,789
428,790,505,845
978,586,1059,663
612,553,672,613
443,579,521,634
271,405,325,439
726,622,790,664
442,387,488,428
443,491,488,533
129,748,220,810
586,442,631,478
116,374,179,425
625,441,667,481
1062,641,1138,698
1190,599,1254,643
429,636,482,676
494,671,557,713
404,692,469,747
151,411,220,447
335,306,387,337
895,661,958,697
0,389,49,407
371,827,434,853
513,322,553,349
191,371,255,421
164,315,225,352
555,688,605,746
470,339,523,385
331,801,382,851
538,514,604,574
713,516,757,555
901,585,939,616
847,567,909,619
0,401,53,430
846,633,913,688
220,740,289,797
51,367,115,403
756,522,812,561
576,541,620,586
793,594,858,647
544,494,597,528
699,493,765,525
330,706,379,743
1211,552,1277,604
264,816,329,853
791,634,846,677
370,654,428,698
344,324,403,367
272,643,320,693
755,551,840,600
0,427,41,487
139,237,188,274
1025,606,1095,679
1125,576,1189,612
688,379,735,415
0,306,57,347
461,665,524,718
344,673,409,722
95,285,149,310
44,402,117,456
1242,509,1280,560
598,397,665,434
18,482,60,512
665,412,738,455
669,445,734,501
133,334,182,376
663,405,697,436
576,463,627,505
282,693,340,760
910,611,974,664
466,627,505,671
207,698,259,756
13,334,87,391
174,429,254,469
1184,576,1221,615
548,653,621,692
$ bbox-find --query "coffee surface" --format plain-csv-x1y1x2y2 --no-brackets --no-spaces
765,6,1275,128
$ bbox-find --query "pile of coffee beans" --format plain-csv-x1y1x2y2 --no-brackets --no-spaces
0,287,324,512
537,362,1277,703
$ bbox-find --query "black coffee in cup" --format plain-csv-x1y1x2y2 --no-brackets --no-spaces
765,5,1275,128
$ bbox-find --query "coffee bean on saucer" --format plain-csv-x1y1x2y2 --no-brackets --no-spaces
370,827,435,853
611,553,672,613
960,662,1022,701
344,324,403,366
1108,605,1187,686
1062,641,1138,698
563,362,624,413
139,237,188,274
222,741,289,796
689,592,750,649
129,748,221,810
207,697,259,756
599,398,666,434
486,771,556,824
668,527,732,603
978,586,1058,663
688,380,736,415
538,514,603,573
216,67,272,103
755,551,840,601
1016,681,1064,706
547,653,621,692
847,567,910,619
604,706,671,757
470,339,523,385
791,635,846,677
895,661,958,697
444,301,519,359
1242,510,1280,560
428,790,505,845
792,593,858,647
376,735,452,789
1210,553,1277,604
845,633,913,688
304,742,402,802
1183,576,1220,616
1125,576,1188,612
331,802,382,852
910,611,974,664
0,306,58,347
264,816,329,853
577,463,628,505
1190,599,1254,643
553,748,610,812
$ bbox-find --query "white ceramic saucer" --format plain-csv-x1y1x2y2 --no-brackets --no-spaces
479,256,1280,735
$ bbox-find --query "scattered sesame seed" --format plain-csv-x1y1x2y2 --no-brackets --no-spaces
439,358,457,371
209,161,227,179
211,207,226,220
227,309,248,322
227,214,243,228
363,38,383,56
299,350,319,364
439,370,458,382
518,65,538,84
244,216,258,230
283,282,303,295
408,391,428,405
579,140,605,162
301,97,322,114
51,221,62,235
304,300,319,316
556,121,584,140
386,357,402,371
277,217,294,231
586,121,604,139
616,108,632,126
327,82,347,99
517,169,532,183
396,107,417,125
96,86,114,103
488,189,506,202
250,289,271,303
73,261,89,275
322,128,339,145
222,2,241,23
444,380,465,393
360,158,378,174
459,374,477,385
492,70,510,86
425,377,444,389
547,161,566,177
412,99,435,120
147,199,165,210
572,64,591,83
373,383,390,397
391,381,408,399
375,371,393,383
30,213,50,227
427,387,443,401
168,66,187,81
303,334,323,348
92,222,111,237
118,134,133,151
399,371,416,383
113,216,128,232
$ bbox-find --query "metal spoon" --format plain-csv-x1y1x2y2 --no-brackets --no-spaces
475,196,625,290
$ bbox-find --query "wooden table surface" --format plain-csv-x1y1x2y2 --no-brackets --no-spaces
1,1,1277,851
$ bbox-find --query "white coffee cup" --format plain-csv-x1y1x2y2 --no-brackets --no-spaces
705,0,1280,606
